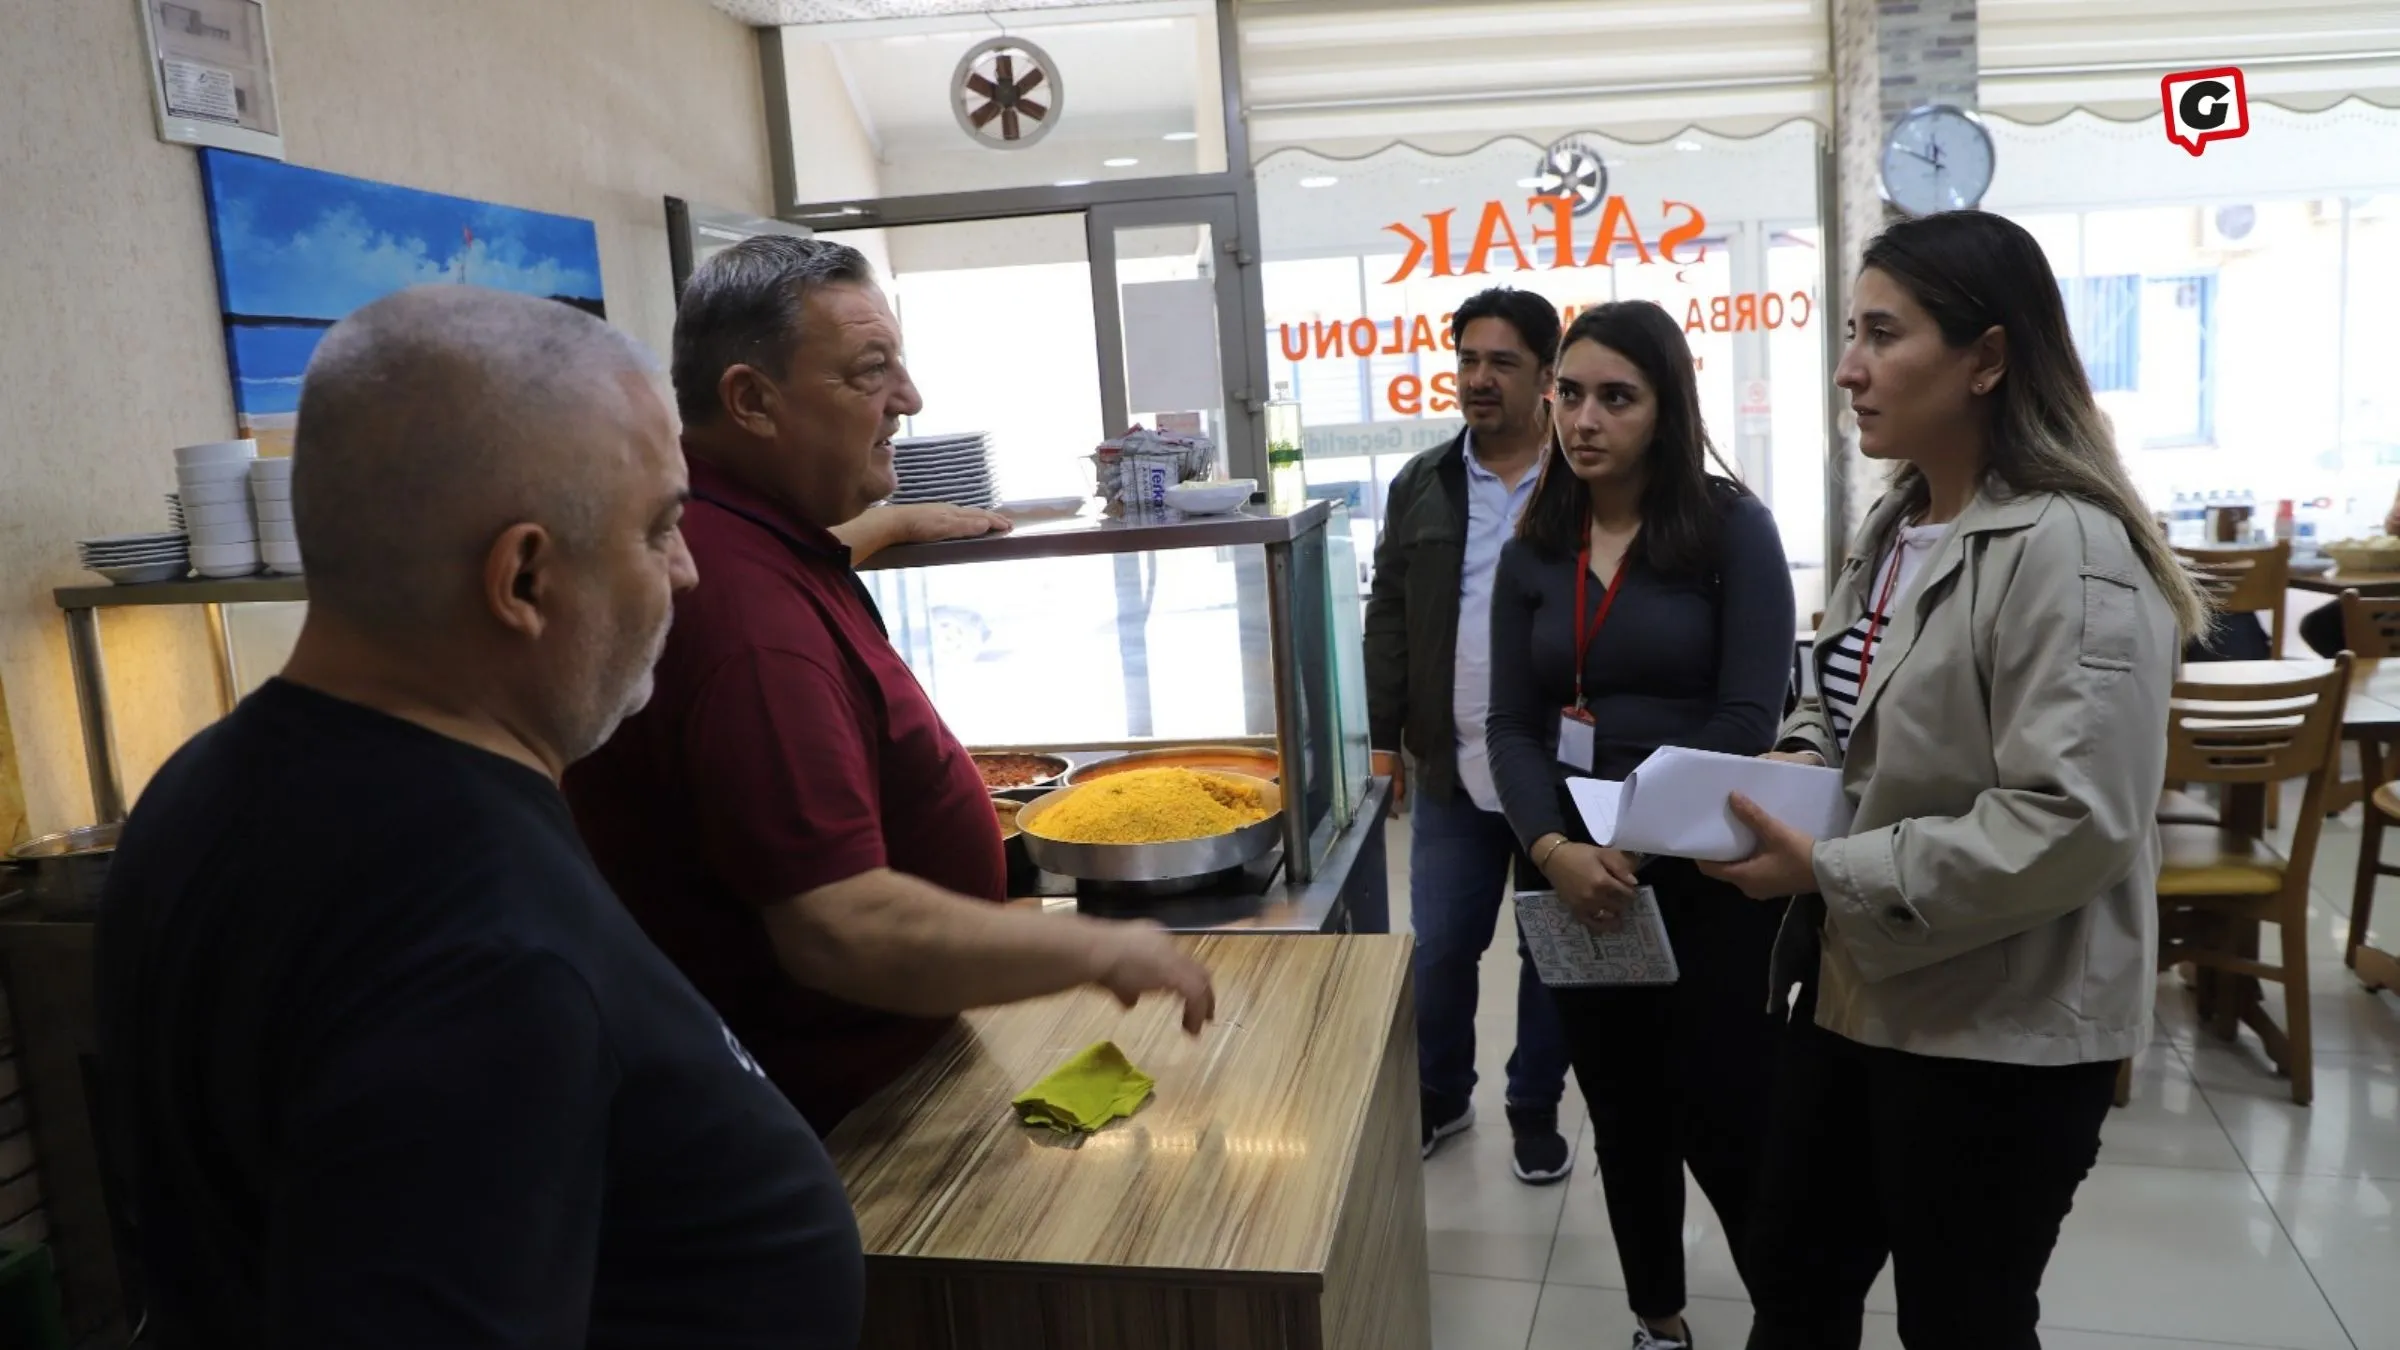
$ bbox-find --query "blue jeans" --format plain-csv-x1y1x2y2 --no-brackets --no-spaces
1409,788,1570,1108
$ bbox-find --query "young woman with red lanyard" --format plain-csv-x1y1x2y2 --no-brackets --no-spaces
1485,301,1797,1350
1703,212,2204,1349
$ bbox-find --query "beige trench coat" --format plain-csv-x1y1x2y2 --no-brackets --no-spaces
1778,484,2176,1066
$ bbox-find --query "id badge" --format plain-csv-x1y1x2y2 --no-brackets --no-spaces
1557,708,1596,773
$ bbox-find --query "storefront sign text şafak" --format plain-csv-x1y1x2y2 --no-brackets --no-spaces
1282,292,1814,417
1383,195,1707,282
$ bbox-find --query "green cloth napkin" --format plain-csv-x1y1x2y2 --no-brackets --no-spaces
1012,1040,1156,1134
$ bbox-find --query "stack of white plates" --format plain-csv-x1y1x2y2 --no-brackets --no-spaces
251,457,301,575
177,441,262,578
890,434,997,510
79,532,190,585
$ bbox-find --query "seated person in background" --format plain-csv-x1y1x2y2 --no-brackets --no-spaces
2296,488,2400,657
565,236,1215,1136
2186,609,2272,663
96,286,866,1348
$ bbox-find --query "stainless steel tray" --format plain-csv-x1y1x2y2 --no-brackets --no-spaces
1015,776,1283,883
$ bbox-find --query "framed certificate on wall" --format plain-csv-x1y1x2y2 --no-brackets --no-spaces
137,0,284,159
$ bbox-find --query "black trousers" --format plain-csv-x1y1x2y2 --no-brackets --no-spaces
1546,860,1785,1319
1743,986,2118,1350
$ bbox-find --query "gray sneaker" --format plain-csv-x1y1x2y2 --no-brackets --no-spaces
1631,1325,1693,1350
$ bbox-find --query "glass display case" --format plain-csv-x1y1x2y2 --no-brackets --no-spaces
859,498,1378,898
49,500,1390,931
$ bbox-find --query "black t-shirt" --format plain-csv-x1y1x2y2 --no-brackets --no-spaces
94,679,863,1349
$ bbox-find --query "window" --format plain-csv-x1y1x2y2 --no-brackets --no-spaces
2062,274,2140,394
2139,275,2214,447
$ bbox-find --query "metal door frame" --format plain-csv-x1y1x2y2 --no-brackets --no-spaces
1085,194,1263,479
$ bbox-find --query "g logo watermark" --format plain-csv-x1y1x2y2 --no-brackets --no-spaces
2163,66,2248,156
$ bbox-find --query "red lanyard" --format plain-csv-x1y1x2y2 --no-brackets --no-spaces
1573,511,1633,710
1854,543,1907,694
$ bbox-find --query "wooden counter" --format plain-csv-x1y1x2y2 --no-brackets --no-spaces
825,934,1427,1350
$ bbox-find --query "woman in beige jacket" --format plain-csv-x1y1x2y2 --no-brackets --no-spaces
1702,211,2208,1349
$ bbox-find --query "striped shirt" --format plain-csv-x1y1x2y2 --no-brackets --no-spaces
1824,523,1949,751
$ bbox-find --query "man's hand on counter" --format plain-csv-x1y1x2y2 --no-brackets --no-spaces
1089,920,1217,1033
765,869,1215,1030
1372,750,1405,816
832,503,1014,563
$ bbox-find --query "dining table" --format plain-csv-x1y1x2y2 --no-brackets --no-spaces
2288,567,2400,597
2175,657,2400,994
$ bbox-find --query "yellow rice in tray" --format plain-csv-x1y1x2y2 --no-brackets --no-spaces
1030,767,1272,845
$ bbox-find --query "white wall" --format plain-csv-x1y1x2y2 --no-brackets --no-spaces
774,26,893,277
0,0,772,836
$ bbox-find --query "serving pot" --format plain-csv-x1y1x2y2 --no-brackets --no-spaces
1063,745,1281,786
971,751,1071,792
4,823,121,920
1014,774,1283,883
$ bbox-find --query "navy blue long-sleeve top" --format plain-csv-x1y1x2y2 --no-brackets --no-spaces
1485,488,1797,851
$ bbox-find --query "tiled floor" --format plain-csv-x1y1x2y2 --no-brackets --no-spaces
1389,796,2400,1350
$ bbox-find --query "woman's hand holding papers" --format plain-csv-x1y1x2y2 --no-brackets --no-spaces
1698,794,1821,900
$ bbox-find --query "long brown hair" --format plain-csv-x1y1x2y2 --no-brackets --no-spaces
1858,211,2210,636
1516,301,1748,578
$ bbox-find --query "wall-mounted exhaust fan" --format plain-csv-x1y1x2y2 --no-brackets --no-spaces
952,35,1062,150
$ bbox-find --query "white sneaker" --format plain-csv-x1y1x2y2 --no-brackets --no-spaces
1631,1325,1692,1350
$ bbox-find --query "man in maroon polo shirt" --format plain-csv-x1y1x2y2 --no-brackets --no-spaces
565,236,1214,1133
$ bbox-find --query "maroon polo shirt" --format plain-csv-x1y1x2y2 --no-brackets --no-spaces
564,455,1005,1134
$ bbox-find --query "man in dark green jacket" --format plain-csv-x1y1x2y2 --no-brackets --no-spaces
1366,288,1572,1184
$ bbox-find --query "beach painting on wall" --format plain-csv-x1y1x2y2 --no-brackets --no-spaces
197,148,605,456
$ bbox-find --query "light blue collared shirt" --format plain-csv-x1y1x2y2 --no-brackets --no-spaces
1453,431,1540,814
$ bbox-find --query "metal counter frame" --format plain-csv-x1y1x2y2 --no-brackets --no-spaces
53,576,306,823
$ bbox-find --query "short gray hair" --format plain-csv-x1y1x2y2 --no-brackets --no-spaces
671,235,875,425
291,285,656,632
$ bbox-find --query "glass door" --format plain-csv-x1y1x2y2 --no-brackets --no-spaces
1086,195,1266,482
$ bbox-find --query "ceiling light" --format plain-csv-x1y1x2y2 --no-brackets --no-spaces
1055,178,1092,187
1104,157,1140,168
1163,131,1198,142
1675,140,1704,152
1517,176,1550,188
1299,175,1338,188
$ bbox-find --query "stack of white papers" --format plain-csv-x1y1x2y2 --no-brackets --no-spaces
1566,746,1853,864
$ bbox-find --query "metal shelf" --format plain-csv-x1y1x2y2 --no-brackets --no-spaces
54,576,306,611
858,500,1332,572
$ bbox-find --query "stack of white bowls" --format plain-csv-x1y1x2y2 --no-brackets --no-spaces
176,441,262,578
251,457,300,575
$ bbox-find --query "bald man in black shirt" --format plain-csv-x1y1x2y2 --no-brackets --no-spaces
94,287,863,1349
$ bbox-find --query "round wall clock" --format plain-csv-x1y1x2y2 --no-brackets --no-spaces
952,36,1062,151
1879,104,1995,216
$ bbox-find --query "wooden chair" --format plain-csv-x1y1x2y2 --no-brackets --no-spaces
2173,543,2295,827
2342,588,2400,992
2340,587,2400,658
2321,587,2400,817
2143,655,2351,1107
2176,541,2290,658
